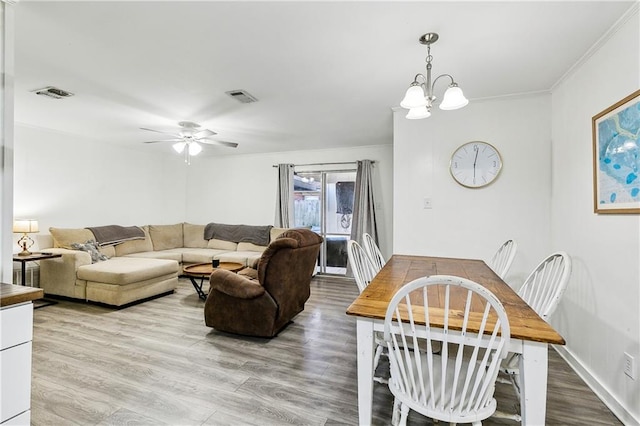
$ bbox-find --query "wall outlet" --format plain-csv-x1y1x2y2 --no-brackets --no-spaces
423,198,433,209
624,352,636,379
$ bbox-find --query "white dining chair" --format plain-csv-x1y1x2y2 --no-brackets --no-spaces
363,232,386,273
488,239,518,280
348,239,378,293
385,275,511,426
494,251,571,422
347,239,386,383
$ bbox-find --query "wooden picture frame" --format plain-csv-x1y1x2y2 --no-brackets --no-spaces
592,89,640,214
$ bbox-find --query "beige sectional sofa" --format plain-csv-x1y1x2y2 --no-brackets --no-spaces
38,223,282,306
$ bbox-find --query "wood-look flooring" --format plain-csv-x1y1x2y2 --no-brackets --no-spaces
30,277,621,425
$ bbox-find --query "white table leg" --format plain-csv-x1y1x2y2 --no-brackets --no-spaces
519,341,548,426
356,318,375,426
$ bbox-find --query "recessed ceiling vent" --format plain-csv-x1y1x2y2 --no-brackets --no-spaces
32,86,74,99
225,89,258,104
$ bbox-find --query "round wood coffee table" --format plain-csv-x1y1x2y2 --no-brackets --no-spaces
183,262,244,300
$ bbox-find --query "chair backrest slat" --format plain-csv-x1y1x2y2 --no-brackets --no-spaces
488,239,518,280
518,252,571,321
363,233,386,273
384,275,511,423
347,240,377,293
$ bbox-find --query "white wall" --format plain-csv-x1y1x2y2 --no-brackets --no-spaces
185,144,393,258
13,124,188,250
393,94,552,286
550,8,639,424
1,1,16,283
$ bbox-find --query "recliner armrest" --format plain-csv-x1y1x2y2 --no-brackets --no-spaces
209,269,265,299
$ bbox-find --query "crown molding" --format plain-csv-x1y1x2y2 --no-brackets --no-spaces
551,2,639,92
1,0,19,4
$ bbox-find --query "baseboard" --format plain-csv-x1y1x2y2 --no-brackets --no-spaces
554,346,639,426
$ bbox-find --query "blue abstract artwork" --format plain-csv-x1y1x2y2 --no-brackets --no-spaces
593,90,640,213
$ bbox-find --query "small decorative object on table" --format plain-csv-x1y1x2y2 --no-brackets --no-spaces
13,219,39,256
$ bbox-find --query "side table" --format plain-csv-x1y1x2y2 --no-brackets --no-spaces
12,252,62,308
183,262,245,300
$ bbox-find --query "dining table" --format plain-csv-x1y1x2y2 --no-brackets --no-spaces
346,254,565,426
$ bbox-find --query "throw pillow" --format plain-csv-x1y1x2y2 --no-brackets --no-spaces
71,240,108,263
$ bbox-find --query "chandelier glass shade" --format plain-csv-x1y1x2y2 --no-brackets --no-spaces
401,33,469,119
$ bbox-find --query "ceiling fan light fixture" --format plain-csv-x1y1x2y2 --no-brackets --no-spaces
173,142,186,153
188,142,202,156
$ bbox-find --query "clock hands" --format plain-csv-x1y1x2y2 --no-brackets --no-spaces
473,146,479,182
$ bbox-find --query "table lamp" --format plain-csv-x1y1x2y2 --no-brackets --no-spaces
13,219,39,256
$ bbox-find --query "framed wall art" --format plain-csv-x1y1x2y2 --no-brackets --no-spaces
592,89,640,214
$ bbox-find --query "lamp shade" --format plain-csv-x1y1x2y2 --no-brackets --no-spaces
13,219,39,233
400,84,428,109
439,85,469,110
173,142,186,153
406,106,431,120
188,142,202,156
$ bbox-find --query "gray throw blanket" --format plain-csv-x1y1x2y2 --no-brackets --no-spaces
87,225,145,246
204,223,272,246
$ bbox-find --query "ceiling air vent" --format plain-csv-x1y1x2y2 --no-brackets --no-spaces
225,89,258,104
32,86,74,99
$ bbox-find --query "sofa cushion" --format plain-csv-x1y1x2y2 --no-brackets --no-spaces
50,227,95,249
123,250,183,262
270,227,289,242
114,226,154,257
183,223,208,248
179,248,229,264
237,242,267,253
99,245,116,258
149,224,184,251
70,240,108,263
215,251,262,267
207,238,238,251
77,257,179,285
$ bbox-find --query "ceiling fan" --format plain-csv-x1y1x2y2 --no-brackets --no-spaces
141,121,238,164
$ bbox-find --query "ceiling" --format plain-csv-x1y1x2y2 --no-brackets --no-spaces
13,1,635,158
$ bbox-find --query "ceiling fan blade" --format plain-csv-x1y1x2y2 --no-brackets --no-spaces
194,129,217,138
199,138,239,148
140,127,181,138
143,139,183,144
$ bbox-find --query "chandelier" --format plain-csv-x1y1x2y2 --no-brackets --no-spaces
400,33,469,119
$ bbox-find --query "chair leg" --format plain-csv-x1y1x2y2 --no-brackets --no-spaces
373,343,384,369
492,410,522,422
391,398,400,426
399,403,410,426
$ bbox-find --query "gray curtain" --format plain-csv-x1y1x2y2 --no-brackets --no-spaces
348,160,379,275
275,164,294,228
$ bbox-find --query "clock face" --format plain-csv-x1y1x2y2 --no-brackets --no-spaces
450,141,502,188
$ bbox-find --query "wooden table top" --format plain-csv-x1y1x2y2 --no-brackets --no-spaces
1,283,44,307
346,254,565,345
183,262,245,276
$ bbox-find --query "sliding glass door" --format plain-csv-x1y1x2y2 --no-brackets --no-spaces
293,169,356,275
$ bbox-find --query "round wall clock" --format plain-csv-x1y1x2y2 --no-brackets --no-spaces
449,141,502,188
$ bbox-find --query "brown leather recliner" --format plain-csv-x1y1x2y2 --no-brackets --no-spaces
204,228,323,337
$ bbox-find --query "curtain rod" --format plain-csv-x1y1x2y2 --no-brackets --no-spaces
271,161,375,168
